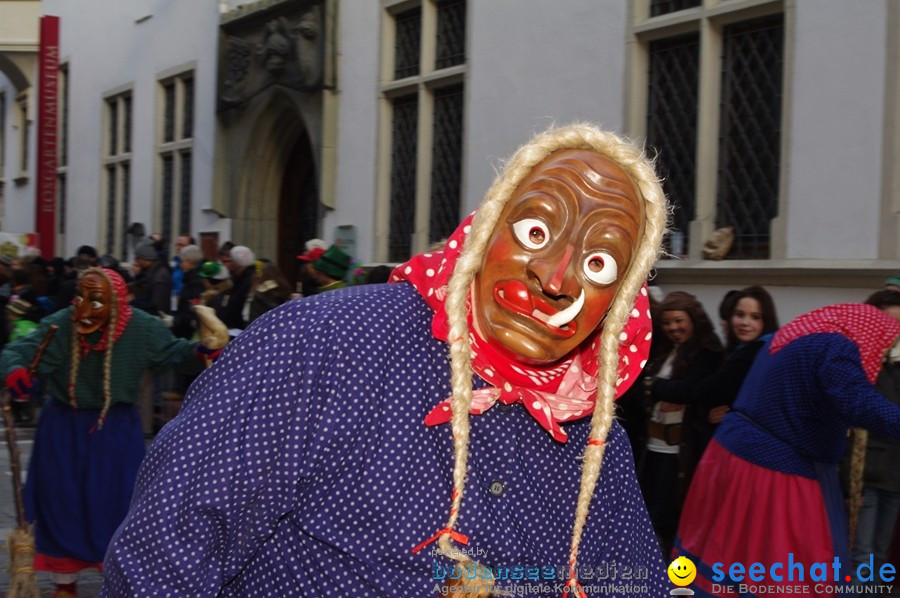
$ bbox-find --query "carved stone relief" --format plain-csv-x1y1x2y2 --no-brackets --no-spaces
219,1,324,109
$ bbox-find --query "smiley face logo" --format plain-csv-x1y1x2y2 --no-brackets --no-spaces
667,556,696,586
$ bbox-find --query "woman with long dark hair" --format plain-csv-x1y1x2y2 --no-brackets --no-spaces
690,286,779,463
638,291,722,556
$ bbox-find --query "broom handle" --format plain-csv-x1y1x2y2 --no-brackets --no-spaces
27,325,58,376
2,324,58,528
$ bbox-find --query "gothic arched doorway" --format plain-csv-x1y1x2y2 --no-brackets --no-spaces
278,132,319,287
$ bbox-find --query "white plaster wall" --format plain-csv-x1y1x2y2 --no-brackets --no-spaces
784,0,888,259
464,0,628,213
326,0,381,262
41,0,221,258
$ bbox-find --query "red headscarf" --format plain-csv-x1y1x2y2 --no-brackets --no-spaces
391,213,652,442
770,303,900,384
76,267,132,354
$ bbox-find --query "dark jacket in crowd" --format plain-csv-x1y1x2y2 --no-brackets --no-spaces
690,336,769,456
131,261,172,316
217,265,253,330
172,266,204,339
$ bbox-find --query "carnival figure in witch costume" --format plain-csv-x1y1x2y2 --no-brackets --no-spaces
0,268,224,598
674,304,900,598
101,124,669,597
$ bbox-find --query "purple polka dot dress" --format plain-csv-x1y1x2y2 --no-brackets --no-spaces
101,283,667,596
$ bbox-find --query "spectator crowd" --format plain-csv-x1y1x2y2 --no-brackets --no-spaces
2,229,900,595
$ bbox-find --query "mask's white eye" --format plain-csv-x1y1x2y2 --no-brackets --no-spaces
511,218,550,250
583,252,618,285
91,301,104,310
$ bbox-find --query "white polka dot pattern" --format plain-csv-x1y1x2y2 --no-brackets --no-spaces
100,284,667,596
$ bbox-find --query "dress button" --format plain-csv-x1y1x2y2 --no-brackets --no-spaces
497,403,512,413
488,480,505,497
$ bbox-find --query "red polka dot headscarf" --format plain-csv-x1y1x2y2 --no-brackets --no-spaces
392,212,653,443
770,303,900,384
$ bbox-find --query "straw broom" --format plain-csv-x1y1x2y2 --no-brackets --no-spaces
2,324,58,598
848,427,868,547
4,528,38,598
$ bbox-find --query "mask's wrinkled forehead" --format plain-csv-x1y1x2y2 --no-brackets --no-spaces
502,149,646,233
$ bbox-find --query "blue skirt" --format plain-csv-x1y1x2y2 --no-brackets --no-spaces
24,399,145,570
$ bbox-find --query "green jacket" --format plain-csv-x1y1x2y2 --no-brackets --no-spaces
0,307,204,409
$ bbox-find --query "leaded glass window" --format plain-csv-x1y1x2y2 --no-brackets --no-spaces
180,150,192,235
182,77,194,139
104,92,131,256
162,155,174,248
120,163,130,261
429,84,463,244
389,95,419,262
394,8,421,79
383,1,467,261
436,0,465,69
105,165,116,254
123,95,132,153
647,34,699,256
157,72,195,248
650,0,701,18
163,82,176,143
717,14,784,259
108,99,118,156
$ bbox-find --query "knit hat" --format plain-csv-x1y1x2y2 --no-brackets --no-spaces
134,240,158,261
885,275,900,288
311,245,351,280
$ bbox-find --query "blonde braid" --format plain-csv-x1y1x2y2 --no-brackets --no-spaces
440,124,667,596
68,317,81,408
97,284,119,429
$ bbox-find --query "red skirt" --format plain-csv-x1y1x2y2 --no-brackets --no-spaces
674,440,842,597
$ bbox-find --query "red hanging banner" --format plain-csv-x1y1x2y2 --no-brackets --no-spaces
35,15,60,258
